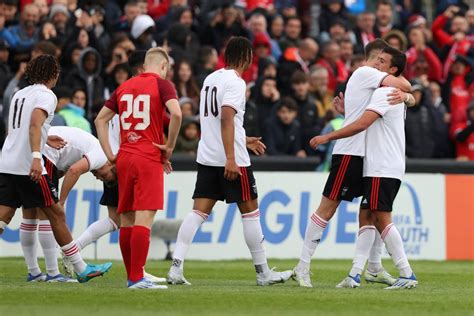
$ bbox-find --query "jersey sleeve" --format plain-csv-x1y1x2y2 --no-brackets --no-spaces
222,79,246,112
354,66,388,90
104,91,118,113
366,88,392,116
158,78,178,105
35,91,57,115
83,147,108,171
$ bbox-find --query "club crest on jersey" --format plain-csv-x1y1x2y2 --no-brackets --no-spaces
127,132,142,143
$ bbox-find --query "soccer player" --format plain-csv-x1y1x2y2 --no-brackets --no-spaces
310,46,418,289
0,55,112,283
20,126,114,282
293,39,414,288
95,47,182,290
166,37,292,286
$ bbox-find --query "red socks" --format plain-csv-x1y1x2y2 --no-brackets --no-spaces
129,225,151,283
119,227,133,278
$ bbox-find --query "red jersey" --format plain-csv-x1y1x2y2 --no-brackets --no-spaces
453,122,474,160
105,72,177,162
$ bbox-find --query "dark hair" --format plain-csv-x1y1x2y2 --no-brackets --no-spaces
351,54,365,67
224,36,253,69
382,46,407,77
113,63,132,79
128,50,146,71
173,59,200,100
364,38,389,60
33,41,57,57
25,55,60,85
278,97,298,112
285,15,301,25
376,0,392,9
291,71,308,85
53,86,72,99
199,46,216,65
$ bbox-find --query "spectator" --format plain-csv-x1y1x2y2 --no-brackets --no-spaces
354,12,379,54
339,38,354,71
173,59,200,105
34,0,50,22
1,0,19,27
290,71,324,155
42,4,70,47
269,14,284,41
175,117,200,155
252,76,280,128
316,40,348,92
277,38,318,95
105,63,132,99
64,47,104,117
178,96,198,119
244,82,260,138
195,46,218,88
308,66,333,117
467,9,474,34
131,14,156,50
115,0,140,32
0,42,12,102
454,102,474,160
428,80,452,158
375,0,395,35
57,88,92,133
50,85,69,126
242,32,271,83
405,26,442,82
257,56,277,78
248,12,281,60
264,97,305,157
320,18,353,43
167,22,194,65
278,16,302,52
319,0,350,34
383,29,408,52
0,3,40,55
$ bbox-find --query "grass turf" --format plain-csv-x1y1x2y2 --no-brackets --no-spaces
0,258,473,316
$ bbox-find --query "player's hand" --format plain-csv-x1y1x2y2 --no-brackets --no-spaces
154,143,174,161
246,137,266,155
47,135,67,149
334,92,345,114
444,5,459,18
224,159,241,181
387,89,407,105
30,158,42,183
309,135,329,149
163,160,173,174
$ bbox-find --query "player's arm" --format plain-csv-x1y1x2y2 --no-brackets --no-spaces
163,99,182,156
387,89,416,107
309,111,379,149
29,108,48,182
246,136,266,155
222,106,242,180
381,75,411,92
95,106,116,162
58,158,89,205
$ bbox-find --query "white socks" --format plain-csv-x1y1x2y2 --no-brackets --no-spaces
349,225,376,277
61,241,87,274
20,219,41,276
297,212,328,271
76,217,118,250
241,209,270,275
367,231,384,273
38,220,60,276
172,210,209,270
381,223,413,278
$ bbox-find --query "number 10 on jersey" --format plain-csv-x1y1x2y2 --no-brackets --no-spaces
120,94,151,130
204,86,218,117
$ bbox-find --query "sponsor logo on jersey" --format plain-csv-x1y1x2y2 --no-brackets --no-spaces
127,132,142,143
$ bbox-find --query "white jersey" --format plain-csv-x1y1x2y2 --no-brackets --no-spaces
0,84,57,175
363,88,406,180
43,126,107,172
197,69,250,167
109,114,120,155
332,66,388,157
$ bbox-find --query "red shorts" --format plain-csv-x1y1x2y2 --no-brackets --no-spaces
116,151,164,213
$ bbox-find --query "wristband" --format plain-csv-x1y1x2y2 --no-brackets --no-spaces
32,151,42,159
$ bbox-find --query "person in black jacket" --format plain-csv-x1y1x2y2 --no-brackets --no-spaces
263,97,306,157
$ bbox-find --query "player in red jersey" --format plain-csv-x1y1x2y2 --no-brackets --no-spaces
95,47,182,290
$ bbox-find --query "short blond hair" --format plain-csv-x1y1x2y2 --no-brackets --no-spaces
144,47,169,67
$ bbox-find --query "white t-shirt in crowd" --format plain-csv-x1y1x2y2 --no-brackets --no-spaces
0,84,57,175
363,87,406,180
197,69,250,167
43,126,108,172
332,66,388,157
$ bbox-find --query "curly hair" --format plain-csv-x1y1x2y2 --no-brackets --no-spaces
224,36,253,69
25,55,60,85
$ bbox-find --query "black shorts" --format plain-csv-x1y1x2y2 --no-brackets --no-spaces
43,156,59,188
323,154,363,201
100,182,119,207
0,173,58,209
192,163,258,204
360,177,401,212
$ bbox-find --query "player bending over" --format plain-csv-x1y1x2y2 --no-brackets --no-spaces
293,39,414,288
311,46,417,290
166,37,292,286
0,56,112,283
96,47,182,290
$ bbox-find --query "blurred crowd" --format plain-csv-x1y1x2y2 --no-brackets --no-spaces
0,0,473,165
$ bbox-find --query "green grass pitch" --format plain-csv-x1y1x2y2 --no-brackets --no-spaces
1,258,473,316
